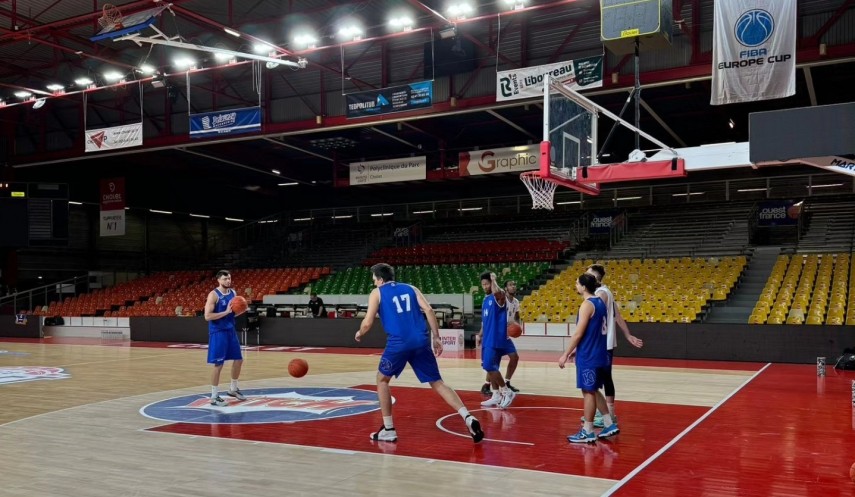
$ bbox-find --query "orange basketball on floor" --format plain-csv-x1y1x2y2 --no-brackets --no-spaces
850,462,855,483
231,296,248,316
508,322,522,338
288,358,309,378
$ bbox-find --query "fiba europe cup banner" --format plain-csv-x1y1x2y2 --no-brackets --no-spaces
496,56,603,102
458,145,539,176
100,178,125,237
189,107,261,138
84,122,143,152
349,157,426,185
711,0,796,105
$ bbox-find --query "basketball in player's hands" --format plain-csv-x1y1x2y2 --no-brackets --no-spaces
288,358,309,378
231,296,248,316
508,322,522,338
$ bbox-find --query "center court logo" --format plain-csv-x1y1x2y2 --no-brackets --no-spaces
0,366,70,385
735,9,774,47
140,387,387,424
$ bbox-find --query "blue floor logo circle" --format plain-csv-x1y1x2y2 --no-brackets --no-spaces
140,387,383,425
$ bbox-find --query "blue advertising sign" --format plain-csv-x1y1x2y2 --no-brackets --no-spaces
190,107,261,138
346,81,432,118
589,211,616,234
757,201,800,226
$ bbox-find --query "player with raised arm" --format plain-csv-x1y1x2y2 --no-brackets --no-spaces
478,272,516,409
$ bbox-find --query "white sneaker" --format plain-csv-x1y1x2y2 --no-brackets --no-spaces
499,389,516,409
369,426,398,442
481,392,501,407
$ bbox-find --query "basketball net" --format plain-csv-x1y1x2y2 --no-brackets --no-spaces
520,171,558,210
98,4,124,30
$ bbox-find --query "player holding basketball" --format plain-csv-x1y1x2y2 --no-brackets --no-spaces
479,279,521,394
585,264,643,428
560,273,618,443
204,270,246,406
355,263,483,444
478,272,516,409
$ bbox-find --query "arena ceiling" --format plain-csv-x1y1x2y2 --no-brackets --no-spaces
0,0,854,218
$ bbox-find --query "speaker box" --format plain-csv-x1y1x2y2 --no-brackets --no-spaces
601,0,673,55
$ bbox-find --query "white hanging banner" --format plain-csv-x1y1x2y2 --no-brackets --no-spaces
711,0,797,105
349,156,426,185
496,56,603,102
85,123,143,152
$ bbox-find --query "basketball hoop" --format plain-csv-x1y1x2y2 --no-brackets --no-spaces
98,4,124,30
520,171,558,210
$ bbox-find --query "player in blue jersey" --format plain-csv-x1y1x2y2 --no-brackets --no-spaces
559,273,618,443
204,270,246,407
478,272,516,409
355,263,483,444
583,264,643,429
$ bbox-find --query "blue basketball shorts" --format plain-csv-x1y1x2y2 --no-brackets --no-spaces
481,339,517,373
576,365,609,392
378,344,442,383
207,330,243,365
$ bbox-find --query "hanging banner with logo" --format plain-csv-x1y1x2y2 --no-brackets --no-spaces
84,123,143,152
349,156,426,185
189,106,261,138
711,0,796,105
346,81,432,119
100,178,126,237
458,145,539,176
496,56,603,102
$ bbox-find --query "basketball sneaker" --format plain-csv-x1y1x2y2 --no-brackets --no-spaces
506,381,520,393
481,391,501,407
567,429,597,444
598,423,620,438
480,383,492,395
465,415,484,443
210,396,228,407
499,389,516,409
369,426,398,442
580,411,606,428
226,389,246,401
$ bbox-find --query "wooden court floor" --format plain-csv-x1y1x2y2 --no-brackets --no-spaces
1,337,853,496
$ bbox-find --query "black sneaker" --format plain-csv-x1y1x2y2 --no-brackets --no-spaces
506,382,520,393
480,382,491,395
210,396,228,407
465,415,484,443
226,389,246,401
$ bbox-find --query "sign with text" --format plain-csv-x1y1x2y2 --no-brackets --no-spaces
85,123,143,152
189,106,261,138
711,0,796,105
346,81,432,118
458,145,539,176
349,156,427,185
438,329,464,352
757,201,800,226
100,178,125,237
496,56,603,102
589,211,616,234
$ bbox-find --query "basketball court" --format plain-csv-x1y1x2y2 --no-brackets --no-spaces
2,337,854,496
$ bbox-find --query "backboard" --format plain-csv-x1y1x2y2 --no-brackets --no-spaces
90,5,169,42
528,76,687,203
749,102,855,177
